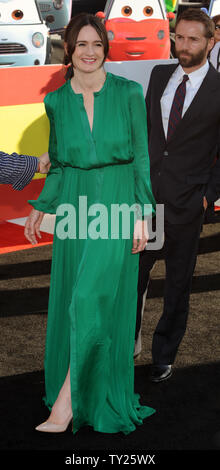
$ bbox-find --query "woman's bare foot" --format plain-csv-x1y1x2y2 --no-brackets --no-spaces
48,368,72,425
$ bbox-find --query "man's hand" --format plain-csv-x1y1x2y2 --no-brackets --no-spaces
203,196,208,211
38,152,51,174
132,219,149,254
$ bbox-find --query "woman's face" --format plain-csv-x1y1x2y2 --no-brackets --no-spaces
71,25,105,73
214,21,220,43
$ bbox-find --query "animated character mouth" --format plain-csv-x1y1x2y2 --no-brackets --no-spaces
126,37,147,41
126,52,144,55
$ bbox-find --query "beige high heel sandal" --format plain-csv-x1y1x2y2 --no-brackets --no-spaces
35,414,73,433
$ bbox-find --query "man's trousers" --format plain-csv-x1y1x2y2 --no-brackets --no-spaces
135,214,204,364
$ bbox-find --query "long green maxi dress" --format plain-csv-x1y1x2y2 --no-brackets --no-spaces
29,72,156,435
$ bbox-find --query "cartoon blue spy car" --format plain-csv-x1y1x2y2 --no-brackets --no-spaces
0,0,51,67
36,0,72,34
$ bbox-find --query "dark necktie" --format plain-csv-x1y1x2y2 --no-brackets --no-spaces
167,74,189,142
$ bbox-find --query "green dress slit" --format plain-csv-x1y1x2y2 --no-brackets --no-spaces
29,72,156,434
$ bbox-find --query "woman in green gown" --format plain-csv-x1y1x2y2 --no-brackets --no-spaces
25,13,156,435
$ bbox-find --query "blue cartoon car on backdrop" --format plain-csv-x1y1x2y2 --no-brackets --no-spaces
36,0,72,34
0,0,51,67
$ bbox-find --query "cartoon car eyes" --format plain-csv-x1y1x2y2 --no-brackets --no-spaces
11,10,24,20
121,6,132,16
121,6,154,17
143,7,154,17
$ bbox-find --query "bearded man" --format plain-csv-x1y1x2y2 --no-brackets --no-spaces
135,8,220,382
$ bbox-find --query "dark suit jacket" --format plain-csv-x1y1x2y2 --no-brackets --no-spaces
146,62,220,224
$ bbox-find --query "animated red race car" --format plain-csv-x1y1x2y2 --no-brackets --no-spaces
96,0,175,61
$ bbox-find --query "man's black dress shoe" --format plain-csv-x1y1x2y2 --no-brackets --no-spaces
150,365,172,383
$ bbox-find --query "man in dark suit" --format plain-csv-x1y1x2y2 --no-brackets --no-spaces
0,151,50,190
136,8,220,382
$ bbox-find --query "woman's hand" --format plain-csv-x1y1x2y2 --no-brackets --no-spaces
24,209,44,245
132,219,149,254
203,196,208,211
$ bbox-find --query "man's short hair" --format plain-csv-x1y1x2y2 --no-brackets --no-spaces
175,8,215,39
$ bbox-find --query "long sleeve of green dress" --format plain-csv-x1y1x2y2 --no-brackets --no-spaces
29,95,62,213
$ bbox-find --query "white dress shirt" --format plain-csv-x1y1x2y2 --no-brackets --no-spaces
160,61,209,138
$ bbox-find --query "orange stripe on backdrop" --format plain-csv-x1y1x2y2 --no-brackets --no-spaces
0,64,65,106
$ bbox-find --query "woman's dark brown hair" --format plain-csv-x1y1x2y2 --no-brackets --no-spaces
212,14,220,26
63,13,109,80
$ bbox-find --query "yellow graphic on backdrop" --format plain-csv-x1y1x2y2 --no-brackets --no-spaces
0,102,49,180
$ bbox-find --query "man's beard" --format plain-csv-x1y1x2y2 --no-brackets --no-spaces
175,44,208,68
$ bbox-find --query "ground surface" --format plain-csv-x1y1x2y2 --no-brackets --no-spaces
0,221,219,457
